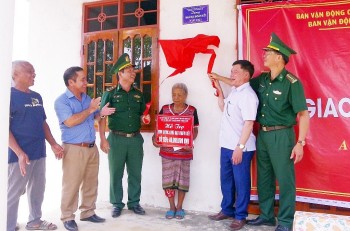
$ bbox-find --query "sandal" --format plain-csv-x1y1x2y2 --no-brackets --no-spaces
165,210,176,219
25,220,57,230
175,209,186,219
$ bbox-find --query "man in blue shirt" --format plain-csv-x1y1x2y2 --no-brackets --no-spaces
54,66,114,231
8,60,63,231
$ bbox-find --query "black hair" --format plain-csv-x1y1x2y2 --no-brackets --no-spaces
232,60,255,78
280,53,289,64
272,50,289,64
63,66,83,86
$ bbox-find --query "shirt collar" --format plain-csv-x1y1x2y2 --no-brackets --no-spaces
65,88,86,100
264,68,287,82
116,83,135,92
276,68,288,81
233,82,250,92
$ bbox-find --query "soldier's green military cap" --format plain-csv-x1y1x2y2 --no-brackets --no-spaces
110,53,135,74
263,33,297,58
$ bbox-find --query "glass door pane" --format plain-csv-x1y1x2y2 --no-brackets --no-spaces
83,33,119,99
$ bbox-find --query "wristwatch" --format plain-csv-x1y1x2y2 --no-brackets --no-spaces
297,140,306,146
237,143,245,149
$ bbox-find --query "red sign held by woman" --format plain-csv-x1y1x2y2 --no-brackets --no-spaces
155,115,194,148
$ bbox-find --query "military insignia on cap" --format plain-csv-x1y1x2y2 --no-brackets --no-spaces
264,33,297,58
286,73,297,83
110,53,134,75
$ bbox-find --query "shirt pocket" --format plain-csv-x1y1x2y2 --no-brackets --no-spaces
225,100,238,117
130,96,142,113
257,86,267,101
112,96,127,112
270,89,287,108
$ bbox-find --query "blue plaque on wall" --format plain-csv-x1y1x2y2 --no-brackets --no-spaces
183,5,209,25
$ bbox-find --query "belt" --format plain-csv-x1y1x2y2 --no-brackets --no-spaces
261,125,290,132
67,142,95,148
112,130,140,138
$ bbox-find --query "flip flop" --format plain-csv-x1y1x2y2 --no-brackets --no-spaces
25,220,57,230
175,209,186,219
165,210,176,219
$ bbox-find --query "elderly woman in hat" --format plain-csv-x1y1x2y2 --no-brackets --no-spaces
152,83,199,220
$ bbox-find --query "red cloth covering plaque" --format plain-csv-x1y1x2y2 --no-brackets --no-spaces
155,115,194,148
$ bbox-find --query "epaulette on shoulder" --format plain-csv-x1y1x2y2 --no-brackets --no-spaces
286,73,298,84
106,86,116,92
133,85,142,92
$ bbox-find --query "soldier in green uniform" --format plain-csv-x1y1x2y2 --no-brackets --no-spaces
99,53,151,218
246,33,310,231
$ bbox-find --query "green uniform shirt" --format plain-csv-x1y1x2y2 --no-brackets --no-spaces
250,68,307,126
101,84,146,132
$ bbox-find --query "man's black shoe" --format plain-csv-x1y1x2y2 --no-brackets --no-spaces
80,214,106,223
112,206,122,218
246,216,276,226
63,220,78,231
275,225,291,231
128,204,146,215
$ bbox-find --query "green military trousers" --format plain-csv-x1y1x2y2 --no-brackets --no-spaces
107,133,144,209
256,127,296,229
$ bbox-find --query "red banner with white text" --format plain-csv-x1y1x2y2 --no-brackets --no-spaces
240,0,350,207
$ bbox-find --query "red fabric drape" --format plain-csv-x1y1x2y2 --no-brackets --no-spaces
159,34,220,77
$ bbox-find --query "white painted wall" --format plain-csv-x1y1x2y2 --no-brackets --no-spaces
13,0,238,217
